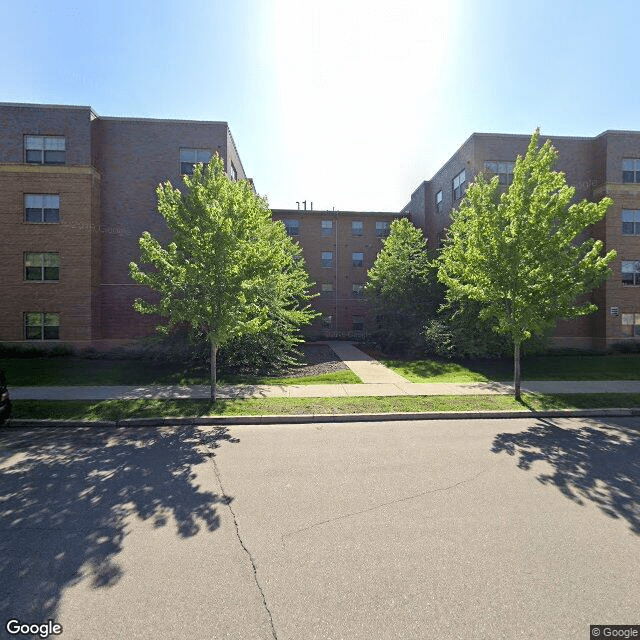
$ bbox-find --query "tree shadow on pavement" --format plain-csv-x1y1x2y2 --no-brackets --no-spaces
491,417,640,535
0,424,238,623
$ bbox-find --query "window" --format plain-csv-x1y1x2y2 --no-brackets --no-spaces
485,161,515,186
622,159,640,183
180,148,212,175
452,169,466,200
352,316,364,331
25,136,66,164
622,313,640,337
284,219,299,236
352,252,364,267
25,253,60,281
322,315,333,329
321,220,333,236
352,220,363,236
435,190,443,213
322,251,333,267
352,283,364,298
622,210,640,235
321,283,334,296
25,312,59,340
228,161,237,181
622,260,640,286
376,221,390,237
25,194,60,223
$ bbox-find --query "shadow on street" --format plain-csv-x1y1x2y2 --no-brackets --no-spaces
491,417,640,535
0,424,238,622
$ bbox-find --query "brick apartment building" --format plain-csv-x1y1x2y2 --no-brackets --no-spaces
0,102,396,347
1,102,639,350
402,131,640,350
271,207,403,337
0,103,248,348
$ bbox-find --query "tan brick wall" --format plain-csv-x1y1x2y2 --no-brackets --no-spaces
271,209,404,335
0,165,100,345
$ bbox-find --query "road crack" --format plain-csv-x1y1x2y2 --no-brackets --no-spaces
283,467,490,538
211,456,278,640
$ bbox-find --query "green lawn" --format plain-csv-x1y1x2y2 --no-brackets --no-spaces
383,354,640,383
0,357,361,386
8,393,640,421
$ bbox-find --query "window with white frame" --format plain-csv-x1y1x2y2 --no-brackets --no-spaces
435,190,443,213
484,161,515,185
376,221,390,237
25,194,60,223
352,283,364,298
25,312,59,340
284,219,299,236
25,136,66,164
322,251,333,267
321,283,334,295
25,253,60,281
180,148,212,175
352,220,363,236
621,313,640,336
322,315,333,329
622,210,640,235
452,169,466,200
321,220,333,236
352,252,364,267
622,260,640,286
228,161,237,181
622,159,640,183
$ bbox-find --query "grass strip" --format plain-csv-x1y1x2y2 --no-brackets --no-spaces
382,354,640,383
8,393,640,421
0,357,360,386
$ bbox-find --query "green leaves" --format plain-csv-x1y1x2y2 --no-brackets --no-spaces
438,129,616,396
365,218,441,353
129,155,318,398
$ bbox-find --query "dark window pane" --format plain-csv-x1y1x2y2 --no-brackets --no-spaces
635,221,640,235
26,150,42,163
44,150,65,164
26,326,42,340
635,171,640,183
623,171,634,183
622,222,634,234
26,267,42,281
43,326,59,340
44,267,59,281
44,208,60,223
622,273,634,285
26,208,43,222
181,162,194,175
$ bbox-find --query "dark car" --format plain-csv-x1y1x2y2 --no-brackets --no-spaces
0,369,11,426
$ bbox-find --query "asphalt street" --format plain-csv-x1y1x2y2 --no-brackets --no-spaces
1,417,638,639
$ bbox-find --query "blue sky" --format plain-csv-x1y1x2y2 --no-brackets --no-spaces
2,0,639,211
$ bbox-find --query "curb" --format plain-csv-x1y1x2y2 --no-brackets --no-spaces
5,407,640,428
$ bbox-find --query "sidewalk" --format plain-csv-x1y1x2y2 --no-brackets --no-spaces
8,341,640,400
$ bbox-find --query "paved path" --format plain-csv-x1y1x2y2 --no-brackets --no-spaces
8,342,640,399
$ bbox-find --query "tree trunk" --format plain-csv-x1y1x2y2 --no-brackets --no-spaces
210,341,217,404
513,340,521,401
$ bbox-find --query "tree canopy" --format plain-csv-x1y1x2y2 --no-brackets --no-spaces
438,129,616,398
130,156,318,401
365,218,441,354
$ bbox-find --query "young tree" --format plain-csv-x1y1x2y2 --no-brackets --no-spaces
365,218,441,354
438,129,616,399
130,156,318,403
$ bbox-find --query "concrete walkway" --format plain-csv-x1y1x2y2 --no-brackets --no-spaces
6,341,640,400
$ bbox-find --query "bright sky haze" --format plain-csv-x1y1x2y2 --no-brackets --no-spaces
2,0,639,212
